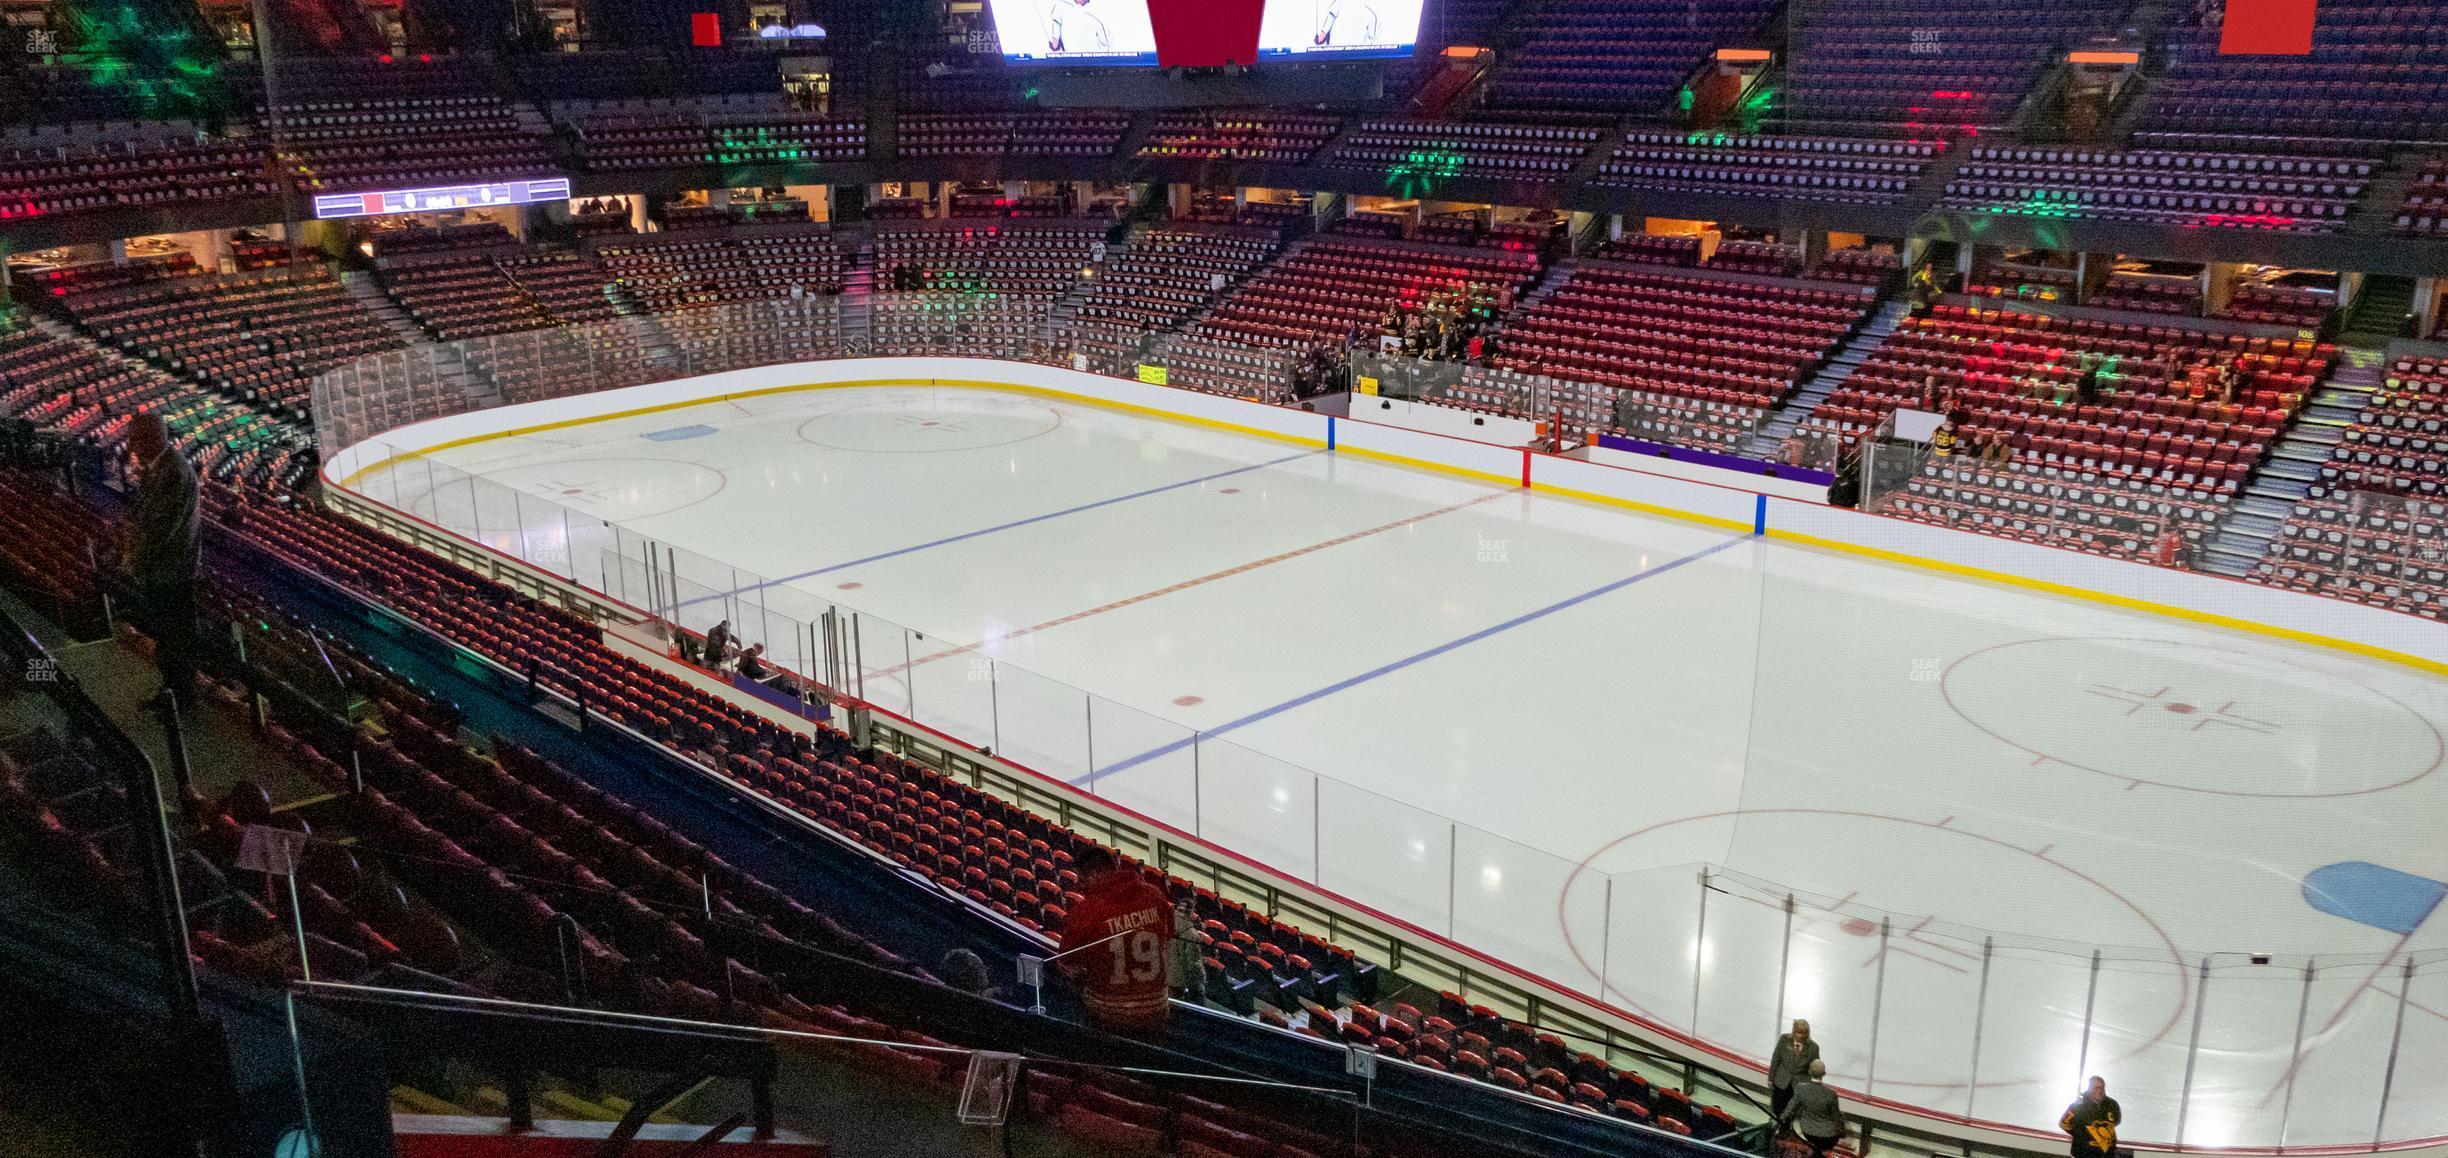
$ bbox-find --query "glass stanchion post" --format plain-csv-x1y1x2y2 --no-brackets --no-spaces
2074,948,2102,1092
1964,935,1994,1120
2372,958,2416,1146
2175,955,2212,1145
2278,958,2315,1143
1692,868,1711,1035
1866,916,1891,1095
1772,892,1796,1036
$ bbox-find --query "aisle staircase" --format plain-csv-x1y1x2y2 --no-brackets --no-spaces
1740,297,1912,459
343,271,498,406
342,270,429,343
835,234,875,351
1035,230,1122,344
2195,341,2390,577
2343,273,2417,339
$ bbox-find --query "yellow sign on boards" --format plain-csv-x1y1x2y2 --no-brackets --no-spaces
1356,376,1379,396
1136,364,1168,386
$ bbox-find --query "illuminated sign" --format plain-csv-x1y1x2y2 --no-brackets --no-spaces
313,177,572,220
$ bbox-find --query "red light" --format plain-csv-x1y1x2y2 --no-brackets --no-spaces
378,53,393,63
417,53,431,62
2221,0,2317,54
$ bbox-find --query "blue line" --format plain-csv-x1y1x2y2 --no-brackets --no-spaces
1754,493,1768,536
1074,535,1748,785
1327,415,1337,451
675,449,1318,611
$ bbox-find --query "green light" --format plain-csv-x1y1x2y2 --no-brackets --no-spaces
1385,148,1466,199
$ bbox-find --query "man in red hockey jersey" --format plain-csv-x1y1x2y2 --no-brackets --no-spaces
1057,846,1174,1033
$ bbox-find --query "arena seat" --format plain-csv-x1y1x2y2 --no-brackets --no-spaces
594,230,845,312
2092,273,2203,317
1943,146,2367,232
1597,131,1936,203
1494,261,1879,444
1328,120,1604,181
1798,303,2336,561
1064,223,1284,363
1138,114,1340,164
1480,0,1781,120
897,113,1129,159
2136,0,2448,149
2254,359,2448,617
1784,0,2126,137
49,263,407,414
1191,237,1540,351
2396,157,2448,235
257,57,559,193
0,138,277,221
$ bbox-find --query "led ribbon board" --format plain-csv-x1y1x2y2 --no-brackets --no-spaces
313,178,573,220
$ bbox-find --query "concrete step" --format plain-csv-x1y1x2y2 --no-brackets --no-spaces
1737,297,1909,457
341,271,432,343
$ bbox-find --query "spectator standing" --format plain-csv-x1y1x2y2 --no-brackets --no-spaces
1776,1059,1845,1158
1167,895,1207,1003
2061,1077,2122,1158
122,414,201,709
1768,1019,1820,1118
702,619,732,667
1056,847,1174,1034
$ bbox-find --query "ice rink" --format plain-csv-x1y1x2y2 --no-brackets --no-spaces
352,381,2448,1146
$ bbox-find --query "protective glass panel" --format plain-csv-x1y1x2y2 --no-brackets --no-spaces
1598,862,1708,1037
902,639,1002,759
1079,698,1198,836
1316,778,1454,937
985,660,1092,785
1972,941,2112,1136
1191,734,1316,883
1450,824,1607,1002
2071,952,2198,1144
2181,954,2318,1148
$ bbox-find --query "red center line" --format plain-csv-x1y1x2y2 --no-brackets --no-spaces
873,491,1510,679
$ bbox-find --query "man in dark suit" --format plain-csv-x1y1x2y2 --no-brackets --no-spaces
1776,1059,1845,1157
1768,1019,1820,1119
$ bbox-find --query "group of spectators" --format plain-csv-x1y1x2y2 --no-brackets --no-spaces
1287,340,1351,399
1769,1019,2124,1158
679,617,776,683
573,197,633,220
1375,283,1504,364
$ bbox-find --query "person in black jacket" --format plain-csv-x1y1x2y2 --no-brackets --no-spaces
1768,1019,1821,1118
122,414,201,708
1827,448,1863,509
2061,1077,2122,1158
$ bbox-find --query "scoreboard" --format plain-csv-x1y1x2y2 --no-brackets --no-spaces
313,178,573,220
